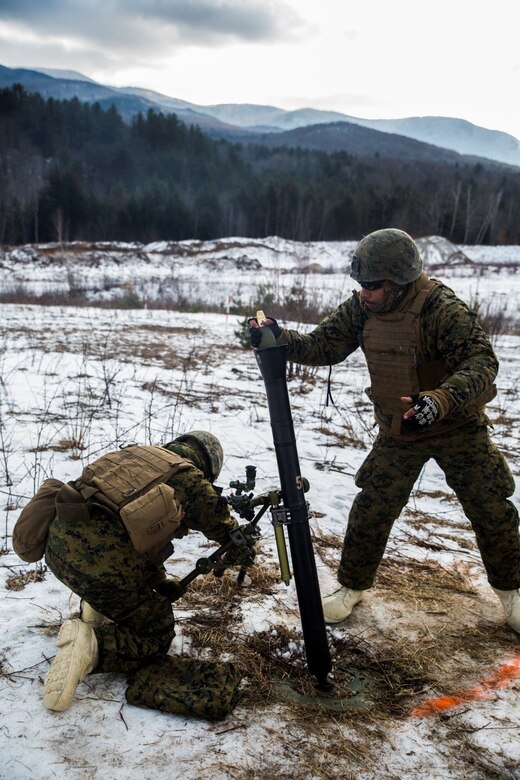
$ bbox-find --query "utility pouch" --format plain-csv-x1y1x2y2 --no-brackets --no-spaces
54,482,91,525
12,478,64,562
119,482,183,555
76,445,188,511
126,656,243,720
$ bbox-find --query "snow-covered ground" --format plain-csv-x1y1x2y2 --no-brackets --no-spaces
2,235,520,319
0,237,519,779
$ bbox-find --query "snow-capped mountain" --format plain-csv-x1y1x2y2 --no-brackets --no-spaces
2,64,520,168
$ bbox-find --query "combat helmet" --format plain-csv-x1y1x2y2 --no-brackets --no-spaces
174,430,223,482
350,228,423,285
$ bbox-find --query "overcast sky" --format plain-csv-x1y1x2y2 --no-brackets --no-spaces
1,0,519,140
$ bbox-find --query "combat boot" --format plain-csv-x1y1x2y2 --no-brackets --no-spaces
322,587,363,624
80,600,107,626
43,619,99,711
492,587,520,633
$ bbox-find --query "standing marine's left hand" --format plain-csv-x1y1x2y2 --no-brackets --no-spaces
400,393,440,433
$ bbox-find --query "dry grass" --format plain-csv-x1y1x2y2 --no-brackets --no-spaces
9,541,516,778
311,527,344,569
29,437,86,454
177,543,517,728
314,425,366,450
166,550,519,779
5,564,47,591
180,560,455,721
403,507,465,529
371,556,518,694
413,488,458,503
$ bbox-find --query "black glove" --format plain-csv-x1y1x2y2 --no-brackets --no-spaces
401,393,440,434
155,578,186,602
213,531,257,578
248,316,282,348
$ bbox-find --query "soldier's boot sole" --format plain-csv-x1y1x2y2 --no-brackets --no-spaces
43,619,99,711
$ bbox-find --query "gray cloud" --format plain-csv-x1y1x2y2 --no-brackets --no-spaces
0,0,302,54
127,0,298,40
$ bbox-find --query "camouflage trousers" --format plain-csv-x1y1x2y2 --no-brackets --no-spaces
338,422,520,591
45,507,175,674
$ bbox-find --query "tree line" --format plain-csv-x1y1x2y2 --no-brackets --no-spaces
1,84,520,245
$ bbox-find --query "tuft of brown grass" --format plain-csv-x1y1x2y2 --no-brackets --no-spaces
314,425,366,450
28,438,86,454
5,565,47,591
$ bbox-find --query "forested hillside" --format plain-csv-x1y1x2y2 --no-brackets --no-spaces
2,84,520,245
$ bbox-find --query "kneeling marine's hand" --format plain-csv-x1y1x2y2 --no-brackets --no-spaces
155,577,186,603
213,526,258,578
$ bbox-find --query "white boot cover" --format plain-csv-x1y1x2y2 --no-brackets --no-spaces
322,587,363,624
80,600,107,626
44,619,99,711
492,587,520,633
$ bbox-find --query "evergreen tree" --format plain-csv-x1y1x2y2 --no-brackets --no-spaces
0,85,519,244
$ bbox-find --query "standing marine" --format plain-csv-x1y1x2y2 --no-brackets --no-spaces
249,228,520,632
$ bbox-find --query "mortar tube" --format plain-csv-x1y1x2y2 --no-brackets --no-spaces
254,344,332,689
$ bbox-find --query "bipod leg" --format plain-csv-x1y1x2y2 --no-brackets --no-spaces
179,503,270,590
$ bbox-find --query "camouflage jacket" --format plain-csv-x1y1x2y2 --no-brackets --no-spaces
162,443,236,545
280,278,498,432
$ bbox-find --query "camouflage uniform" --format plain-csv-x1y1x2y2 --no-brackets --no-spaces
45,446,235,674
280,277,520,591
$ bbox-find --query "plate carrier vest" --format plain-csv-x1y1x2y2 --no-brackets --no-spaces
363,274,496,438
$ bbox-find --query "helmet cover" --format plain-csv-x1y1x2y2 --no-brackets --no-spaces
350,228,422,285
174,431,223,482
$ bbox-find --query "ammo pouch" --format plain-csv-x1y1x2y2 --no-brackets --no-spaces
12,478,65,563
126,656,243,720
74,445,191,556
119,483,183,555
55,482,91,524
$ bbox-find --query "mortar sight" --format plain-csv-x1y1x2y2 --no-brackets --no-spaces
229,465,257,494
